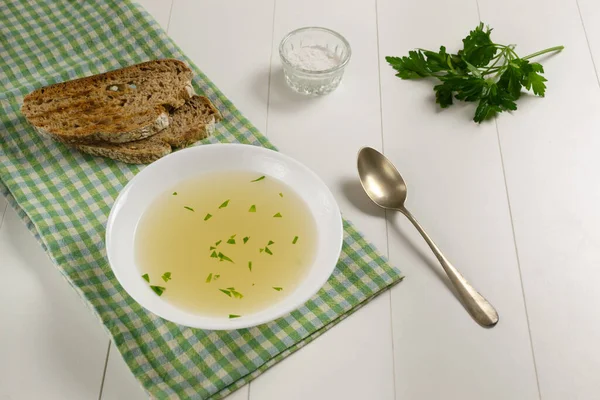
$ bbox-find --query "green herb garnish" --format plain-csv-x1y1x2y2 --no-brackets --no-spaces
142,273,150,283
264,247,273,255
248,205,256,212
292,236,299,244
214,274,220,281
227,234,236,245
243,236,250,244
273,287,283,291
259,248,264,253
279,192,283,197
229,314,241,319
227,287,244,299
215,240,222,247
204,213,212,221
210,251,218,258
150,286,166,296
218,252,234,263
251,176,265,182
219,199,230,209
248,261,252,271
184,206,194,212
273,212,282,218
161,272,172,282
268,240,274,245
206,273,213,283
210,246,216,250
172,192,177,195
219,289,232,297
385,23,564,123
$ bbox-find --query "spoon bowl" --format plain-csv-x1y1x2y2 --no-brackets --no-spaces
357,147,407,210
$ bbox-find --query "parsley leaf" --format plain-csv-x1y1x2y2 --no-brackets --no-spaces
218,252,234,263
498,61,524,99
457,23,497,68
150,286,165,296
385,52,431,79
473,82,517,123
521,61,547,96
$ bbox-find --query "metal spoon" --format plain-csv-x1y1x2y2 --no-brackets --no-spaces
357,147,499,327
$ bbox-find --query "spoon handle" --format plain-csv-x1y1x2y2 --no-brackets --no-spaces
400,208,499,327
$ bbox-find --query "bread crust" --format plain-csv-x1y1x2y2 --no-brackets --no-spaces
74,141,172,164
34,111,170,144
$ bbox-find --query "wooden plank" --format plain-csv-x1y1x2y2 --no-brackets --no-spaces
578,0,600,84
103,0,273,398
477,0,600,398
135,0,173,30
249,0,394,399
168,0,276,133
377,0,539,398
0,206,109,400
0,195,6,229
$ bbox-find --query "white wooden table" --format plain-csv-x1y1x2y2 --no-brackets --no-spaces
2,0,600,398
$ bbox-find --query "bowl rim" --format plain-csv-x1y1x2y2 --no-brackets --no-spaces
278,26,352,75
106,143,343,330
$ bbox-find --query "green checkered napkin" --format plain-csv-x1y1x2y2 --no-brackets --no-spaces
0,1,403,398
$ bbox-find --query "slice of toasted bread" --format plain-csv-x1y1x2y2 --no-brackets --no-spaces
74,96,222,164
21,59,193,144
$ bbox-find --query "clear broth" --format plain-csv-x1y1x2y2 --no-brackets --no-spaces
135,171,317,318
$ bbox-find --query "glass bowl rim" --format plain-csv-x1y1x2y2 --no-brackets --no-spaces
278,26,352,75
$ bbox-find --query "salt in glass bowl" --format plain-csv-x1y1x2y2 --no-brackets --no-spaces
279,27,351,95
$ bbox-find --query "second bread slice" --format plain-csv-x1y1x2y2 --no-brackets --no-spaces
74,96,222,164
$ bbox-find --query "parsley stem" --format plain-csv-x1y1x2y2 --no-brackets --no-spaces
482,50,505,75
485,44,551,76
483,48,513,78
522,46,564,60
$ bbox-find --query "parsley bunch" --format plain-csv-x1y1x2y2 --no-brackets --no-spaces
385,23,563,122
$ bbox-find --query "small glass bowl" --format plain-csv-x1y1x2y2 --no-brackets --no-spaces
279,27,351,95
